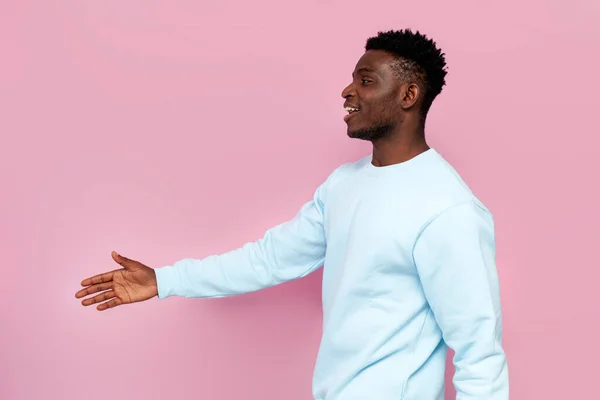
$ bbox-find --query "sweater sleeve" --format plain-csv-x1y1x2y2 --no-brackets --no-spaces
153,173,333,299
412,200,509,399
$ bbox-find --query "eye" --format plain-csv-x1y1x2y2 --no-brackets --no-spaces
361,78,372,85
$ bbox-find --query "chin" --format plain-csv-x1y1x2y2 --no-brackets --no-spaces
347,123,394,142
347,128,381,142
346,128,359,139
347,133,375,142
347,129,365,140
346,123,368,139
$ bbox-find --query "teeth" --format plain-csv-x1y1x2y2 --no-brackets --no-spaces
345,107,359,113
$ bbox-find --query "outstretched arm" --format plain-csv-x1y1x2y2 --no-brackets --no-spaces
413,200,509,399
154,178,331,299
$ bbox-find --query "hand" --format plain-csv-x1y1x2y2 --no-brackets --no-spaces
75,251,158,311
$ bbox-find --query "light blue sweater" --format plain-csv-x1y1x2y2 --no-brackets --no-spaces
155,148,509,399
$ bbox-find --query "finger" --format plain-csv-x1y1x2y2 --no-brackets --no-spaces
97,297,123,311
111,251,136,271
81,270,116,287
81,290,116,306
75,282,112,299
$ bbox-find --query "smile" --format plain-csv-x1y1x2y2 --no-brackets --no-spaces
344,106,360,122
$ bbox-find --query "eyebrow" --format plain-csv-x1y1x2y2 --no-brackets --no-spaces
352,67,376,77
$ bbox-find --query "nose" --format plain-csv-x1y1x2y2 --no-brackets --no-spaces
341,82,355,99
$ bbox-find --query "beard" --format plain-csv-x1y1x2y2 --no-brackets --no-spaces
347,121,396,142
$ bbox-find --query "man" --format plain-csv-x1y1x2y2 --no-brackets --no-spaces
76,29,509,399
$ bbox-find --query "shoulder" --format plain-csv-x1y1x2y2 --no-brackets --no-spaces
415,149,493,216
411,199,496,268
422,199,494,233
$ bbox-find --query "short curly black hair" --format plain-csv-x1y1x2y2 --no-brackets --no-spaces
365,29,448,116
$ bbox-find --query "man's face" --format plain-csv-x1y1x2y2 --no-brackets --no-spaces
342,50,404,141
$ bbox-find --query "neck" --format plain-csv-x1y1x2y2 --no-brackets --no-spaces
370,120,429,167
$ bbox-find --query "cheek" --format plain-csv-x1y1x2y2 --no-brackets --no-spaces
367,98,396,122
358,87,399,121
379,93,400,116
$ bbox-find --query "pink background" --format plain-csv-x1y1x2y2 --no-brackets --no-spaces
1,1,599,399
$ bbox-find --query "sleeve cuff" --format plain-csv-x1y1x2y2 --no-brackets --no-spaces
154,265,186,299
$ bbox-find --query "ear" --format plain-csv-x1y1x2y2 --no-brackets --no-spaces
399,83,421,110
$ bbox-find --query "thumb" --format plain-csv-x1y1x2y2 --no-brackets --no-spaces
111,251,135,270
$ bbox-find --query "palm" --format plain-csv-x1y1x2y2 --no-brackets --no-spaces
112,268,156,304
76,251,158,311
